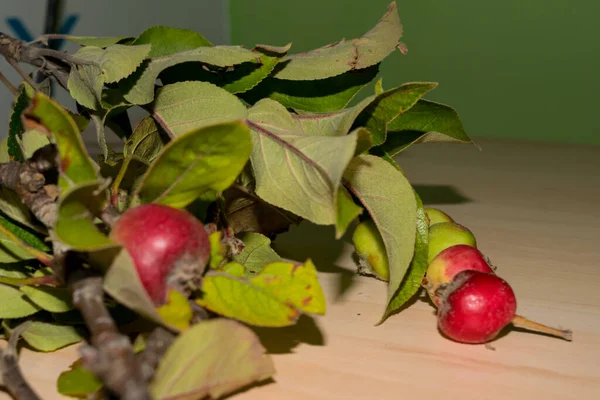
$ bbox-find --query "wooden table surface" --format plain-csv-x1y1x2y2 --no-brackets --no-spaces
3,139,599,399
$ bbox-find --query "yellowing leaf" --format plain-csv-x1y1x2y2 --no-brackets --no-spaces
157,289,193,331
151,319,275,400
196,260,325,327
208,231,226,269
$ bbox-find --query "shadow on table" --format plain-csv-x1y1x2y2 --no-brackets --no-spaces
413,184,472,204
251,314,325,354
273,222,357,301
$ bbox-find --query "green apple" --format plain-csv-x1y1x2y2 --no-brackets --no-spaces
428,222,476,263
352,220,389,281
424,207,454,226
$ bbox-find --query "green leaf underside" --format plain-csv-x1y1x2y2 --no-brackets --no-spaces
335,186,363,239
7,86,30,162
380,191,428,322
343,155,417,322
197,260,325,327
55,181,117,251
68,65,104,110
378,100,472,155
21,129,52,160
103,249,163,325
60,35,132,47
242,65,379,113
0,188,38,231
274,2,402,80
21,285,73,313
133,26,212,58
135,121,252,208
121,46,260,105
291,94,375,137
21,321,83,352
151,81,248,137
160,53,280,94
26,93,98,190
248,99,358,225
0,284,40,318
353,82,438,146
151,319,275,400
233,232,281,274
57,363,102,397
0,223,40,264
73,44,151,83
124,116,166,161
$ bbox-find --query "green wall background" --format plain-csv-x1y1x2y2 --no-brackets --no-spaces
230,1,599,145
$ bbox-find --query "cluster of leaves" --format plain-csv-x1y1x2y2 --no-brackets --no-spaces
0,2,472,398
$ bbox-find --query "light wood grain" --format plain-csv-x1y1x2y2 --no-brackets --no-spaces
2,139,599,400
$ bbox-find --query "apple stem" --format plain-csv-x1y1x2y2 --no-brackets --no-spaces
511,314,572,341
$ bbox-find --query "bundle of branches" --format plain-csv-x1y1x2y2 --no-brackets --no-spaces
0,3,474,399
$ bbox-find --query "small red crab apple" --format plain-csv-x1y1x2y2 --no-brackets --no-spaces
110,204,211,305
436,270,572,344
423,245,494,305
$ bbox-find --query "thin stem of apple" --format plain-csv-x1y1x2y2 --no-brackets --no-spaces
512,315,572,341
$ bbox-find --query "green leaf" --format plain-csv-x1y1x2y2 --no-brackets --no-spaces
343,155,417,323
247,99,357,225
150,319,275,400
0,263,29,278
20,285,73,313
124,116,167,161
151,82,248,137
335,186,363,239
120,46,260,105
0,284,40,318
60,35,132,47
20,129,52,159
242,65,379,113
55,181,117,251
133,26,212,57
21,321,84,352
291,95,375,136
196,260,325,327
233,232,281,274
57,361,102,398
103,249,163,325
135,121,252,208
25,92,98,190
7,86,30,162
0,187,41,232
380,191,429,321
161,53,281,94
0,215,49,251
0,222,41,263
353,82,438,146
68,65,104,110
274,2,402,80
379,100,472,155
73,44,151,83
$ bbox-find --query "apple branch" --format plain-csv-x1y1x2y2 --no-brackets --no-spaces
136,327,175,383
0,322,41,400
69,270,151,400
